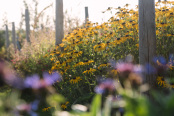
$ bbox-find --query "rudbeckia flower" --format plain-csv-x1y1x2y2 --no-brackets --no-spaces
61,101,69,110
83,68,96,74
98,63,109,69
70,77,82,84
83,60,94,65
73,62,85,67
156,76,166,87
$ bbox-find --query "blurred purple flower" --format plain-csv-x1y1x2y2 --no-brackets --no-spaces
145,64,157,75
125,54,134,63
43,72,61,85
119,108,124,115
15,100,40,116
24,72,61,89
109,59,117,68
31,100,39,111
116,62,134,73
94,78,115,94
169,54,174,60
94,86,105,94
24,74,41,89
16,104,31,112
168,54,174,65
153,56,166,65
29,111,38,116
133,65,144,74
4,73,25,89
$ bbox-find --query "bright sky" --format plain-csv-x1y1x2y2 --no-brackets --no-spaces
0,0,170,30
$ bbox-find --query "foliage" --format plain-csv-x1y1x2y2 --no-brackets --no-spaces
2,54,174,116
0,30,5,51
0,30,6,58
10,29,54,76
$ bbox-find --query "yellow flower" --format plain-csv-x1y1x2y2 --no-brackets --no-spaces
73,62,85,67
111,69,118,76
158,22,168,27
60,53,66,57
70,77,82,84
136,43,139,48
61,101,69,109
83,68,96,74
65,101,69,105
44,54,48,58
67,57,73,63
115,38,123,44
98,63,109,69
157,76,166,86
42,107,51,112
84,60,94,65
168,65,174,70
50,57,55,61
49,70,52,74
60,71,64,75
94,43,106,51
169,84,174,88
73,51,83,57
61,104,67,110
156,60,163,66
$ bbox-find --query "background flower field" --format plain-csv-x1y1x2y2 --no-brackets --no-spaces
0,1,174,116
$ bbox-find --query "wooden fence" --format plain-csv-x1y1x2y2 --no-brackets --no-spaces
5,0,89,51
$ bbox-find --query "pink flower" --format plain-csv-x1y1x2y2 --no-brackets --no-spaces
116,62,134,73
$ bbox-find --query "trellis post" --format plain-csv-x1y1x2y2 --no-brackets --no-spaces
5,25,10,50
25,9,30,42
85,7,89,24
55,0,64,46
159,0,167,1
139,0,156,86
16,36,21,51
12,22,17,51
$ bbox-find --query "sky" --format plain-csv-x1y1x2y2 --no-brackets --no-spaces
0,0,170,30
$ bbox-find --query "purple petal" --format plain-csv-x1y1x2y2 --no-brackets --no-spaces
116,62,134,73
43,72,61,85
153,56,166,65
94,86,105,94
24,74,41,89
31,100,39,111
145,64,157,75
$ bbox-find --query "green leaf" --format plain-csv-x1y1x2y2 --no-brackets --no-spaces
47,94,65,107
90,94,102,116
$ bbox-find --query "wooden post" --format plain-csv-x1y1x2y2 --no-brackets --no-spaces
16,36,21,51
25,9,30,42
5,25,10,50
158,0,167,2
55,0,64,46
85,7,89,24
12,22,17,50
139,0,156,86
